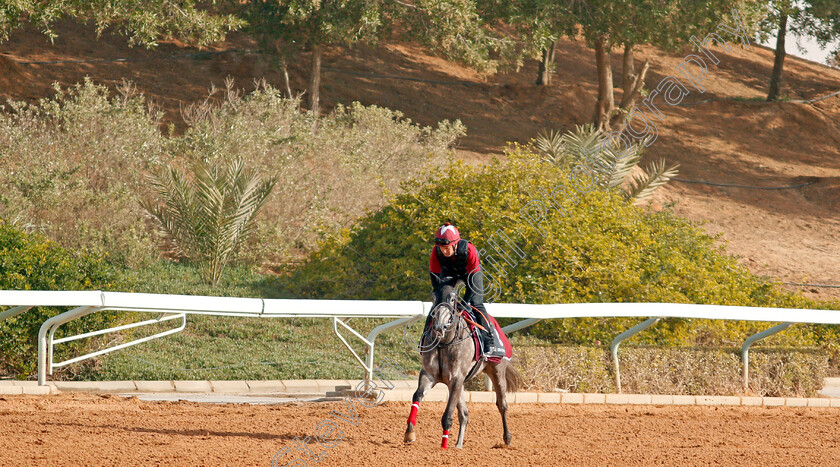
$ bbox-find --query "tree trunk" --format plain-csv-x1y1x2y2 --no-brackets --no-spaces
767,14,788,102
611,43,650,129
281,61,293,99
273,39,294,100
309,43,322,114
536,41,557,86
620,44,636,108
593,35,615,132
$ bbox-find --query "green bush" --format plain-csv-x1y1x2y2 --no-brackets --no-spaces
0,220,119,378
273,149,838,347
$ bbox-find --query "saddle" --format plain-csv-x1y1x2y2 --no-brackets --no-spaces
458,307,512,363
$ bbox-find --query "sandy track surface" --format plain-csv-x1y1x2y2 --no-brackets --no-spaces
1,394,839,466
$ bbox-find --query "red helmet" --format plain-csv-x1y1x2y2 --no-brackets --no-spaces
434,222,460,245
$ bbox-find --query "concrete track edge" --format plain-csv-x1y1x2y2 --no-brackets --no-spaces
2,379,840,407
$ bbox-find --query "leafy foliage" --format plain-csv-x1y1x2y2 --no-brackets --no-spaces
566,0,764,53
757,0,840,100
0,220,119,377
0,1,243,46
246,0,513,112
477,0,575,74
535,124,679,202
245,0,385,111
141,158,276,285
396,0,510,73
0,79,168,268
624,158,680,201
246,0,383,50
757,0,840,61
556,0,766,129
174,81,465,268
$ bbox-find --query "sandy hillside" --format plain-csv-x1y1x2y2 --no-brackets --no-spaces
1,21,840,300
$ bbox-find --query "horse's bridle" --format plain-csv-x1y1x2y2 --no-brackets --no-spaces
427,302,472,348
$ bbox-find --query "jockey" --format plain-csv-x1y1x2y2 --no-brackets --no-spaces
426,222,505,359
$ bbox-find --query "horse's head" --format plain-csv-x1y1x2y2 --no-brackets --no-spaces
430,285,460,345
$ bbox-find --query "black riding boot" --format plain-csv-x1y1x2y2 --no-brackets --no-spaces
469,305,496,358
481,333,495,358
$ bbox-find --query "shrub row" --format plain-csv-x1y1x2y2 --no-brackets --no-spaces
514,345,828,397
0,79,463,271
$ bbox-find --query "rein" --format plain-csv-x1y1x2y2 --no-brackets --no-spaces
463,306,487,332
429,304,473,348
438,313,470,347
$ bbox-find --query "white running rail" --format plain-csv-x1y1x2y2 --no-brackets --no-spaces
1,290,838,389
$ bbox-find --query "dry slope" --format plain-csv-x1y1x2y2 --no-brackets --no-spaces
1,21,839,300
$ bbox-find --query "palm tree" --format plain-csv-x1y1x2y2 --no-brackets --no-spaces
535,124,678,203
141,158,276,285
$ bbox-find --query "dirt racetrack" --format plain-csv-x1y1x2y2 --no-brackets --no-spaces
1,394,840,466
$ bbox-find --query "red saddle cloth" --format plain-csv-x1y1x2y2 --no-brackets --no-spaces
461,310,512,363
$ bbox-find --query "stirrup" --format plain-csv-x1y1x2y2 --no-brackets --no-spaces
481,340,500,359
483,343,506,359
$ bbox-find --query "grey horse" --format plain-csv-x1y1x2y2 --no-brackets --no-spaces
404,284,522,449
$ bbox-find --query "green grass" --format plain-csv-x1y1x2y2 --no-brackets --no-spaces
65,261,420,380
78,315,414,381
730,96,767,102
115,261,278,298
729,96,792,103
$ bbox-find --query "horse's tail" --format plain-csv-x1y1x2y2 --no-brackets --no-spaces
504,363,523,393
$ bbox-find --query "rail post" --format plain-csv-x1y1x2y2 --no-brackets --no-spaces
610,317,661,394
365,316,419,384
38,306,97,385
741,322,791,393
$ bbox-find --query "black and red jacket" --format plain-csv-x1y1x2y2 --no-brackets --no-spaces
429,239,481,293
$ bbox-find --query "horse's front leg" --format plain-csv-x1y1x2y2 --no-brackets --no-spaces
441,377,464,449
404,369,435,443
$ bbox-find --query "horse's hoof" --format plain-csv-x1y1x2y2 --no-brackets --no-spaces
504,433,512,446
404,428,416,443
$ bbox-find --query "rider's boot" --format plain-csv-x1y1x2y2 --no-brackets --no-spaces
481,333,495,359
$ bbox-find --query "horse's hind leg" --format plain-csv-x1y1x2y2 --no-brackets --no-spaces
487,363,512,446
404,369,435,443
455,392,469,449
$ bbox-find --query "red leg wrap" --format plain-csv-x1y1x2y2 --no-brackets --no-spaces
407,402,419,426
441,430,450,449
